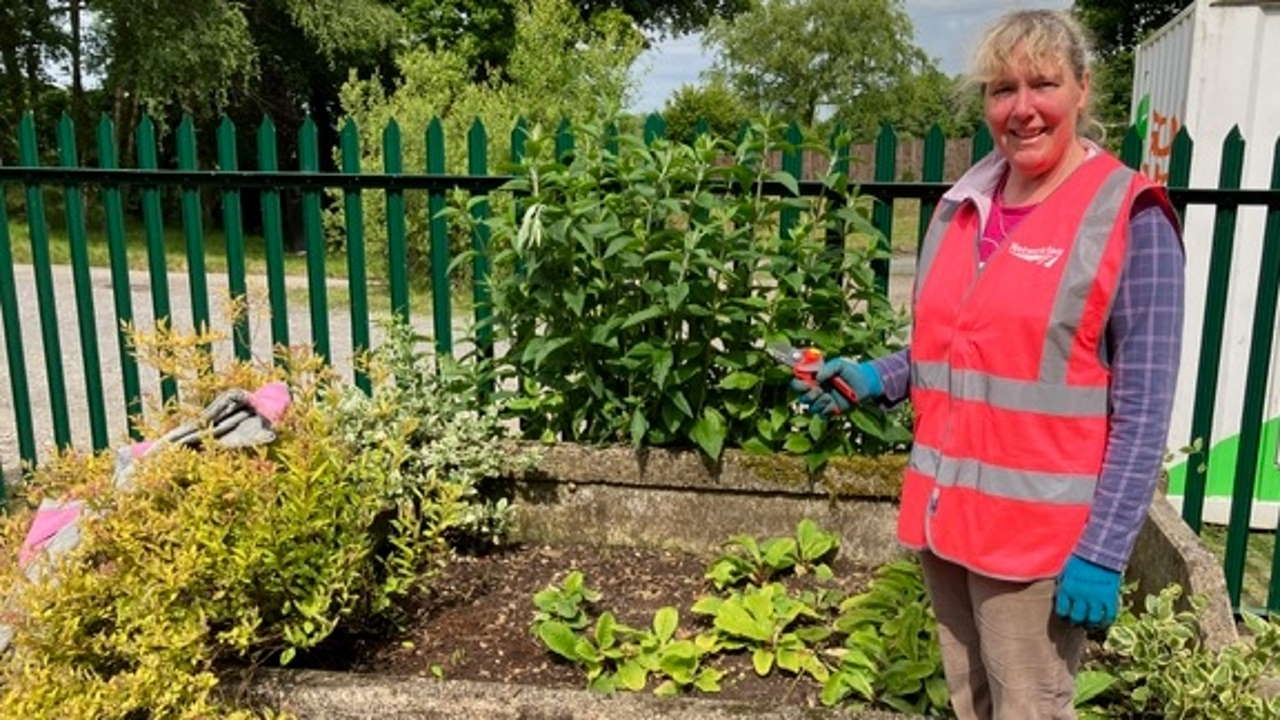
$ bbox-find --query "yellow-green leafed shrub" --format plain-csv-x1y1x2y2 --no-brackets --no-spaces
0,318,534,718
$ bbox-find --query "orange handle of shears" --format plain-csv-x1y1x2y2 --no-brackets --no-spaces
793,364,859,415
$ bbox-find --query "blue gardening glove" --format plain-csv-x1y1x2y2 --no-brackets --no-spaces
790,358,883,417
1055,554,1122,629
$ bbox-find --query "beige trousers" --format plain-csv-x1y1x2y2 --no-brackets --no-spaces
920,551,1086,720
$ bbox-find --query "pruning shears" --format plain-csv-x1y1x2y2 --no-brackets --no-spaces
766,341,859,414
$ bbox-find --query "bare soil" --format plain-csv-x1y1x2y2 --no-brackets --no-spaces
302,542,877,708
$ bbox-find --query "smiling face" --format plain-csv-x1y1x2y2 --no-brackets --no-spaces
984,48,1089,180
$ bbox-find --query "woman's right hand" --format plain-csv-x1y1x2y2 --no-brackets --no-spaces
790,358,883,416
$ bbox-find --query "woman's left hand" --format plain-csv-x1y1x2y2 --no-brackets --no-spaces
1055,554,1122,628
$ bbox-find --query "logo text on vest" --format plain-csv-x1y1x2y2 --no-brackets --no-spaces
1008,241,1065,268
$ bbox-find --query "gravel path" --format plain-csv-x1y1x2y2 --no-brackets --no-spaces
0,258,916,484
0,263,472,482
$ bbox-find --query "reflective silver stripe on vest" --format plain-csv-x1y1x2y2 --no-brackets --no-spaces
1040,166,1134,383
913,202,958,302
909,443,1097,505
913,361,1107,416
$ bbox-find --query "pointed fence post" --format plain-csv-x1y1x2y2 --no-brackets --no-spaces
0,145,36,465
97,114,143,437
382,120,409,323
256,115,290,355
468,119,494,389
1169,126,1194,224
20,112,72,445
779,121,803,241
871,123,897,295
1120,124,1143,170
971,124,993,164
298,115,330,363
340,119,370,393
137,113,177,403
217,115,251,361
918,124,946,261
57,112,107,450
1184,126,1245,538
426,117,452,357
644,113,666,145
555,118,574,163
1228,134,1280,613
176,114,210,342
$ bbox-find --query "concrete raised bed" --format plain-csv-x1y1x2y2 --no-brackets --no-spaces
238,442,1238,717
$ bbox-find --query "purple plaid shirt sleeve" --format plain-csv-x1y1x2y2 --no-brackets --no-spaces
1075,204,1184,571
867,204,1183,573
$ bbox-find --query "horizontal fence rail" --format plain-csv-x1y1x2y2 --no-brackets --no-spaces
0,112,1278,615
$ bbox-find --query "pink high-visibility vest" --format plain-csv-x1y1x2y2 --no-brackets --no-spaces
898,152,1174,581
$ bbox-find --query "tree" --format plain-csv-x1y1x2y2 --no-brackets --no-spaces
703,0,941,138
335,0,645,275
661,76,747,144
395,0,748,85
573,0,749,35
1073,0,1187,135
0,0,67,157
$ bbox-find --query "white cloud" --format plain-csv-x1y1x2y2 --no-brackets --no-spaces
627,33,719,113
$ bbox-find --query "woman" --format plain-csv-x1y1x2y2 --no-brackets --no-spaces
796,10,1184,719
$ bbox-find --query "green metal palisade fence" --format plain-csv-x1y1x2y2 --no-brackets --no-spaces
0,111,1278,614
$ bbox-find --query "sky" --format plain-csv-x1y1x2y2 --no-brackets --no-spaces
627,0,1073,113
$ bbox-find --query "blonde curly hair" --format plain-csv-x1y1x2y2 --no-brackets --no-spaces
966,9,1103,139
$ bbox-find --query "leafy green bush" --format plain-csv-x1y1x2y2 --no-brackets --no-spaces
532,574,725,696
1078,586,1280,719
481,119,910,466
705,518,839,589
825,559,948,714
531,520,941,713
0,319,533,718
661,76,750,145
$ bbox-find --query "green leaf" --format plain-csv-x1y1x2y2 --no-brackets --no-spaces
796,518,837,561
694,667,724,693
691,595,724,615
740,437,771,454
713,599,771,642
595,612,617,650
1073,670,1117,706
719,371,761,390
534,337,573,369
589,673,616,694
563,288,585,316
753,648,775,675
689,407,727,460
538,621,581,662
848,406,886,440
652,348,674,389
671,390,694,418
821,675,851,706
761,537,798,570
842,668,876,701
926,676,950,709
653,606,679,643
621,306,665,329
630,410,648,446
769,170,800,196
654,679,680,697
279,646,296,666
667,283,690,311
783,433,812,454
603,235,633,259
616,660,647,691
